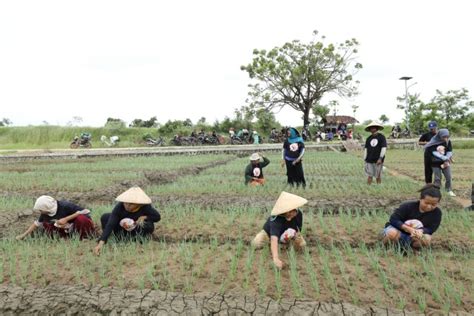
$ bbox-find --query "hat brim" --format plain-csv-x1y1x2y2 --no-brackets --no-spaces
116,187,152,204
365,125,384,132
271,192,308,216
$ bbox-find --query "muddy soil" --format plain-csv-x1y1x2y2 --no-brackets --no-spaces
2,284,462,315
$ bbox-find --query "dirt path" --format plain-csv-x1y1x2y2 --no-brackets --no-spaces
386,167,471,208
3,284,464,315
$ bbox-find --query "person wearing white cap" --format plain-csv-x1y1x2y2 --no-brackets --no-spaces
251,191,308,269
244,152,270,186
16,195,94,240
94,186,161,255
364,121,387,185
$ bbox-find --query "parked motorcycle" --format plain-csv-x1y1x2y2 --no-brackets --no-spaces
70,133,92,149
143,133,166,146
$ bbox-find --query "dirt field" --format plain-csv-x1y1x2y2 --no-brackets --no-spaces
0,149,473,314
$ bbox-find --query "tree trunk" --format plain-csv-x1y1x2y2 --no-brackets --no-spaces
303,104,311,127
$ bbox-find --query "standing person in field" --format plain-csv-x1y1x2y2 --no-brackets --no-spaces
251,191,308,269
382,184,442,250
244,152,270,186
418,121,438,184
424,128,456,197
281,127,306,188
16,195,94,240
94,186,161,255
364,121,387,185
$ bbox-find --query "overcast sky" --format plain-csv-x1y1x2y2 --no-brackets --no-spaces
1,0,473,127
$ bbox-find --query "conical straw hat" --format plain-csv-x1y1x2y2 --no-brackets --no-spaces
271,191,308,216
116,186,152,204
364,121,384,132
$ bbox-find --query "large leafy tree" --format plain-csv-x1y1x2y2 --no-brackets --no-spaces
431,88,474,130
241,30,362,126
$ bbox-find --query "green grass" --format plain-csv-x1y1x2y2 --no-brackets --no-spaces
0,148,473,313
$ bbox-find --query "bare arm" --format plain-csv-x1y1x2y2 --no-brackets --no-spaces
16,222,38,240
270,236,283,269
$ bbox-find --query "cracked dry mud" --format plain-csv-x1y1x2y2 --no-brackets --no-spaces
2,284,453,315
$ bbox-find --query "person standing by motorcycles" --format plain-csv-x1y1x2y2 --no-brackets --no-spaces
418,121,438,184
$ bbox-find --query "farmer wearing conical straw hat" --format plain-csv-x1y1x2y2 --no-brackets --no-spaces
364,121,387,185
16,195,95,241
94,186,161,255
244,152,270,186
251,191,308,269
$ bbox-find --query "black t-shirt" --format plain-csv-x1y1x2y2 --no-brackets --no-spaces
364,133,387,163
420,132,436,157
263,210,303,238
419,132,435,143
99,203,161,242
426,140,452,167
385,200,442,235
283,141,305,160
38,200,86,223
244,157,270,184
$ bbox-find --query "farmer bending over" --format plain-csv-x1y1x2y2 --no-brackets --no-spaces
94,186,161,255
382,184,442,250
251,191,308,269
245,152,270,186
16,195,94,240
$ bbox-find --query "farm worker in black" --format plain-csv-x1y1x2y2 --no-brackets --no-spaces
244,152,270,186
364,121,387,185
16,195,94,240
251,191,308,269
418,121,438,184
382,184,442,250
94,186,161,255
424,128,456,197
281,127,306,188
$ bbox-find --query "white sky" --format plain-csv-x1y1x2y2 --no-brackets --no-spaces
1,0,473,127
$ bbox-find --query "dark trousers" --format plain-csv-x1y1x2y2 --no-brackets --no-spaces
423,154,433,184
43,215,95,240
100,213,155,240
285,160,306,188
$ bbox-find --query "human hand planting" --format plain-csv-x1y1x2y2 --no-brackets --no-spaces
136,216,147,227
273,258,284,269
56,218,69,226
94,241,105,256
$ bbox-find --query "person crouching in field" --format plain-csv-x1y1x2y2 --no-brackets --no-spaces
94,186,161,255
16,195,94,240
245,152,270,186
382,184,442,250
364,121,387,185
251,191,308,269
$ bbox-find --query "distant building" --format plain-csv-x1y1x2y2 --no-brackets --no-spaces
322,115,358,133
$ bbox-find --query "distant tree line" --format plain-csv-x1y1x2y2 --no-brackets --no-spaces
397,88,474,133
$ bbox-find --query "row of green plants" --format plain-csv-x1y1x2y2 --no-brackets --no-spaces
0,234,470,313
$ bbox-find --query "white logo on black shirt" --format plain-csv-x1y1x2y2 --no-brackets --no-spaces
370,139,379,147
